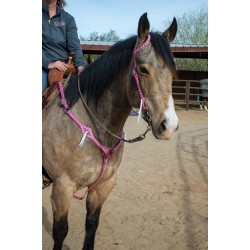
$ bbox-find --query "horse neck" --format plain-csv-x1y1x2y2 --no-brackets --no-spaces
78,72,132,147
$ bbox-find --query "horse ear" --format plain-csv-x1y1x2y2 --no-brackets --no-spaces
137,13,150,42
163,17,177,43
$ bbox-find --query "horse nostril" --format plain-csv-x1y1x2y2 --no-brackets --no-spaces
159,120,167,134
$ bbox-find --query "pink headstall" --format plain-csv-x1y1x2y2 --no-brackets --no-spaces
132,34,151,111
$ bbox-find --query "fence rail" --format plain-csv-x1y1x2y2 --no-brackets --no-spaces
172,80,208,111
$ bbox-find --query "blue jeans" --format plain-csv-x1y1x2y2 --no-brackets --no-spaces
42,70,48,93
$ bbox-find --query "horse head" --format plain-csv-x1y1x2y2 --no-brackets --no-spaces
127,13,179,140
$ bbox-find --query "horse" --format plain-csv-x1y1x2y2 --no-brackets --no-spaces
42,13,179,250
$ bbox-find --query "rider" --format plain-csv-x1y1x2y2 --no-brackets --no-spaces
42,0,85,93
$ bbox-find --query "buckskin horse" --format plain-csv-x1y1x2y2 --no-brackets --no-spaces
42,13,179,250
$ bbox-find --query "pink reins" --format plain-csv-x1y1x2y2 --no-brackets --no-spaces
58,34,151,200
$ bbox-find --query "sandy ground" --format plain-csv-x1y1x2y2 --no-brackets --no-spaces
42,105,208,250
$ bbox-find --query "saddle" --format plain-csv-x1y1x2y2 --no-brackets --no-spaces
42,52,78,110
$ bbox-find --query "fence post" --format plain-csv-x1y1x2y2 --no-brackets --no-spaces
185,80,190,111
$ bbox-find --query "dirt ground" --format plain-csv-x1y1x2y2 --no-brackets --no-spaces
42,105,208,250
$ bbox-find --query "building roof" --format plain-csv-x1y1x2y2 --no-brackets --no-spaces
171,44,208,59
80,41,208,59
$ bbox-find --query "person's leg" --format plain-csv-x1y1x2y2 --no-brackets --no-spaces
42,70,48,93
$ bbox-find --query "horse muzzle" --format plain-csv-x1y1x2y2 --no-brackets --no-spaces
151,97,179,140
152,117,179,140
154,118,179,140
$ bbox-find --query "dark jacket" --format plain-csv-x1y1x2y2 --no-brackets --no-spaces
42,3,85,70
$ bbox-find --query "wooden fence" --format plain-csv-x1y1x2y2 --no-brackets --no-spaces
172,80,208,111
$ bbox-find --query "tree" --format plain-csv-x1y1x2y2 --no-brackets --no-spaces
80,29,120,42
99,29,120,42
80,29,120,63
165,5,208,71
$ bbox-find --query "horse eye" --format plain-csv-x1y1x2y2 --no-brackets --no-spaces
139,66,149,75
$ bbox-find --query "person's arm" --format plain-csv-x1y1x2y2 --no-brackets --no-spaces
42,53,50,70
43,54,68,72
66,16,85,71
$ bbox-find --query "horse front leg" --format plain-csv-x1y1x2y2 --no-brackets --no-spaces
83,174,117,250
51,178,74,250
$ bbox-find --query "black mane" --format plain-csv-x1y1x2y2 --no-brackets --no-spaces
65,32,177,108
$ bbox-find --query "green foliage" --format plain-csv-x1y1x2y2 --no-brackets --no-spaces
174,5,208,44
81,29,120,64
165,5,208,71
80,29,120,42
176,58,208,72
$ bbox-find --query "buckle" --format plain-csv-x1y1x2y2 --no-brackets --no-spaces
64,107,70,113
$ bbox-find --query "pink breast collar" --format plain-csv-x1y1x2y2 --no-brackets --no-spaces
58,82,123,200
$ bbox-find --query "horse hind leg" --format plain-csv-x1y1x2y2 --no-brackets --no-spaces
51,178,74,250
83,174,117,250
